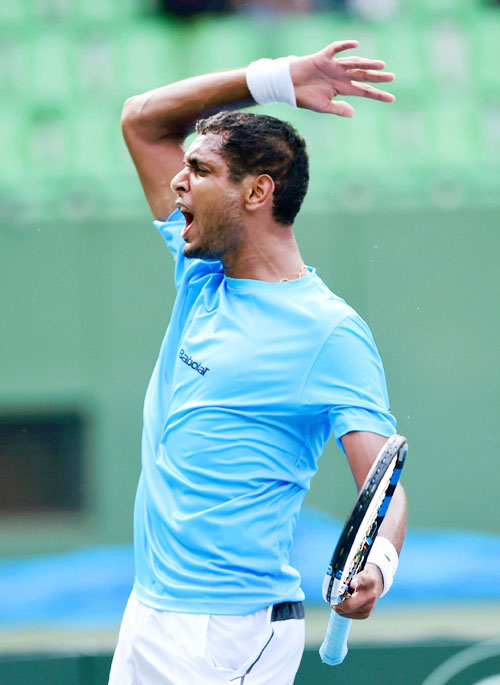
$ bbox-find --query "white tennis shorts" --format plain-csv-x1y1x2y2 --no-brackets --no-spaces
109,590,305,684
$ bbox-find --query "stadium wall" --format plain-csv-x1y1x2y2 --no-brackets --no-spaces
0,205,498,557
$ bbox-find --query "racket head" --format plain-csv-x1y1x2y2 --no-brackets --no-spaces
322,434,407,605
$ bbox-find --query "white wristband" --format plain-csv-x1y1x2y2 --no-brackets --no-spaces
246,56,297,108
367,537,399,597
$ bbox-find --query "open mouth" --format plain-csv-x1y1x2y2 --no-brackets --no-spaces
180,210,194,238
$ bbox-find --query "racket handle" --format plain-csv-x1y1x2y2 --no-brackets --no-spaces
319,611,352,666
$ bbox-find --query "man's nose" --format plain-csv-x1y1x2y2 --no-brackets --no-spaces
171,167,189,194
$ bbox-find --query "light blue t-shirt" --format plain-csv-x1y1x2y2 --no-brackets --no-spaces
133,209,396,615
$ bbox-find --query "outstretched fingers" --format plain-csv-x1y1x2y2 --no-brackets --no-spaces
322,100,355,118
323,40,360,58
336,56,389,71
348,81,396,102
321,46,395,103
345,69,395,84
296,40,396,116
336,57,395,84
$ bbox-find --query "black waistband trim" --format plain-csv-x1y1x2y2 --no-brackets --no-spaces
271,601,304,622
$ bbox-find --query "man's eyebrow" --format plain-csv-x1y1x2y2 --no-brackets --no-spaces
184,154,213,169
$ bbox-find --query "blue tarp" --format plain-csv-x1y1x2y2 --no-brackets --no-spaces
1,507,499,629
290,508,500,604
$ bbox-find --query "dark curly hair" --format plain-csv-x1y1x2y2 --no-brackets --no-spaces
195,111,309,226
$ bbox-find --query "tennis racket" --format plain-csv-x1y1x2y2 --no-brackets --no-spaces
319,433,408,665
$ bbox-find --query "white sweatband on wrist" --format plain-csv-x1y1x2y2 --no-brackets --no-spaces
246,56,297,108
367,537,399,597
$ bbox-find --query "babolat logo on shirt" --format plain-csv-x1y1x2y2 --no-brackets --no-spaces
179,349,210,376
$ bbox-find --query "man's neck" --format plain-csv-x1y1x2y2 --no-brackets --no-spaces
223,223,307,282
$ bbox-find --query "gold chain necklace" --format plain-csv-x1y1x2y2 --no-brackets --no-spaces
279,264,307,282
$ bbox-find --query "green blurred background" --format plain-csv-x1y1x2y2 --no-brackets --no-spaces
1,0,499,681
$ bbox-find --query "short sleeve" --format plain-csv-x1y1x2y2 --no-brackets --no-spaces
302,314,396,449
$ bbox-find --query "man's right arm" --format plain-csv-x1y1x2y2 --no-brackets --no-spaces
121,40,395,221
121,70,252,221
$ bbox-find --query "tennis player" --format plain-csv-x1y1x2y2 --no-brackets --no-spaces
111,40,407,684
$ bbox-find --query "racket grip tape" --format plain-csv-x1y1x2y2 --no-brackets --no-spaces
319,611,352,665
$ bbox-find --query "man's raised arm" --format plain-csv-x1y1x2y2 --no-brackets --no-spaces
121,70,252,221
120,40,395,221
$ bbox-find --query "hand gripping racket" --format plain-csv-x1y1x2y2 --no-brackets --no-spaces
319,434,408,665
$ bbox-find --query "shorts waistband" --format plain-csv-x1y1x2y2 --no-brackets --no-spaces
271,601,304,622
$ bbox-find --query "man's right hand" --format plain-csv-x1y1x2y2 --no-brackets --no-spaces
291,40,395,118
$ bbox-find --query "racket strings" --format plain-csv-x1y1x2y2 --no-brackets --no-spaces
323,437,407,605
325,451,402,603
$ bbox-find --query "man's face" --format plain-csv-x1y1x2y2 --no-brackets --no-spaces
170,133,245,262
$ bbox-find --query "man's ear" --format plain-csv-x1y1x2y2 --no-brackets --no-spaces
243,174,275,213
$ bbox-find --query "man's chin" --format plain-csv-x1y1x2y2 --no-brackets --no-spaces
183,243,201,259
182,240,198,257
183,241,215,260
